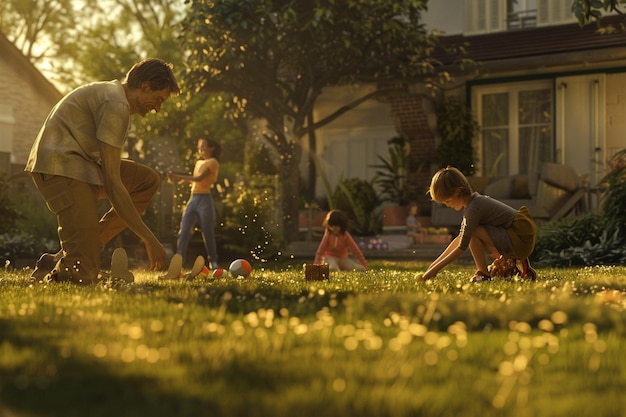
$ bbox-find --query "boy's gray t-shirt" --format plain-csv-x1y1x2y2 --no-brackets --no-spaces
458,192,516,252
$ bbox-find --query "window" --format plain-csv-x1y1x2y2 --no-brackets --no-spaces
536,0,578,26
507,0,537,30
465,0,576,34
473,81,553,176
466,0,504,34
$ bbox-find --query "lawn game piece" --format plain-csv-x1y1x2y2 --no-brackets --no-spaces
211,268,227,278
229,259,252,278
304,263,329,281
108,248,134,283
159,253,183,280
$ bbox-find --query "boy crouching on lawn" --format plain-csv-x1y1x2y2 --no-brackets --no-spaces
416,167,537,283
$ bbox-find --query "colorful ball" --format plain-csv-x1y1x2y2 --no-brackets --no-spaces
197,265,211,279
211,268,227,279
229,259,252,278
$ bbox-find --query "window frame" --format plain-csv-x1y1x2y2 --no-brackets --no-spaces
471,79,554,176
465,0,576,34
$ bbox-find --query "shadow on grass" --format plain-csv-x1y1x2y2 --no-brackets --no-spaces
0,318,225,417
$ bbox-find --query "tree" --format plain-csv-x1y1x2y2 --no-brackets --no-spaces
66,0,187,85
0,0,187,90
572,0,626,28
0,0,79,88
1,0,247,244
180,0,462,241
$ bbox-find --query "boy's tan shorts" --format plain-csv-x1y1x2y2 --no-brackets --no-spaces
506,206,537,260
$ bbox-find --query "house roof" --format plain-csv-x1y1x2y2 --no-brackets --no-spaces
0,31,62,100
439,15,626,73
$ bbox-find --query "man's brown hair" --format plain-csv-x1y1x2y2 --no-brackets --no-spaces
125,58,180,95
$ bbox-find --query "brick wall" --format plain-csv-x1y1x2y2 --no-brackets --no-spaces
0,54,60,166
388,94,437,215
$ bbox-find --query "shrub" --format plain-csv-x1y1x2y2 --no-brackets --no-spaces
332,178,380,236
0,231,58,266
435,97,478,176
0,174,23,234
215,175,285,261
533,149,626,267
531,213,626,267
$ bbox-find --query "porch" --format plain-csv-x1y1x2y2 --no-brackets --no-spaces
285,239,472,261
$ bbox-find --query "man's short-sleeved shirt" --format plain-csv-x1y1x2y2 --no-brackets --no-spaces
25,80,130,185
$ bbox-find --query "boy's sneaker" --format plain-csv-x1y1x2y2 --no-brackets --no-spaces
30,251,62,282
471,271,492,283
516,259,537,281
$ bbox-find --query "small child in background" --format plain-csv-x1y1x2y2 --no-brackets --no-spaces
314,210,368,271
416,166,537,283
406,202,424,244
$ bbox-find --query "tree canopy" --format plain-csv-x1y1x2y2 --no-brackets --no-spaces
572,0,626,29
0,0,186,89
3,0,469,242
179,0,462,240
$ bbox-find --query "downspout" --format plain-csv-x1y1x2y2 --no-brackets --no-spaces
592,79,600,187
558,82,567,164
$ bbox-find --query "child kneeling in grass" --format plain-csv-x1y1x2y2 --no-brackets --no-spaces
416,167,537,282
314,210,368,271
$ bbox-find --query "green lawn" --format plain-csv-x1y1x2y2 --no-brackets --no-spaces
0,260,625,417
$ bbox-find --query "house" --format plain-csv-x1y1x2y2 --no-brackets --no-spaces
308,0,626,218
0,31,62,177
429,0,626,209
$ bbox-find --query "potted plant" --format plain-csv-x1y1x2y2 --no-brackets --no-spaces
332,177,381,236
371,137,412,229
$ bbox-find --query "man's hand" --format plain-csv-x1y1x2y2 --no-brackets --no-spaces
145,240,167,271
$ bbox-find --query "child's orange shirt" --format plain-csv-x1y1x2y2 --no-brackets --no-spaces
190,159,216,194
314,230,367,268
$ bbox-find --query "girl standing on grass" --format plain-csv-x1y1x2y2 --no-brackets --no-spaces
168,138,221,270
314,210,368,271
416,166,537,282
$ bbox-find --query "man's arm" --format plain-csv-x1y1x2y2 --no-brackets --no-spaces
99,141,166,270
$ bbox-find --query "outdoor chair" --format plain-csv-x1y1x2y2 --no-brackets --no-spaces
527,162,588,225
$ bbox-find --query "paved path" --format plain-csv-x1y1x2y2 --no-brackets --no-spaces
285,241,473,261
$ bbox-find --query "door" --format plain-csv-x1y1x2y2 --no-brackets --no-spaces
317,127,396,198
555,74,606,190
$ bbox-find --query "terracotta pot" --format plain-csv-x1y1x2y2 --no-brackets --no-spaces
381,205,408,227
298,210,329,227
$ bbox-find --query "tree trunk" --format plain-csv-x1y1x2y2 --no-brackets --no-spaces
280,164,301,241
265,122,303,242
307,109,317,198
